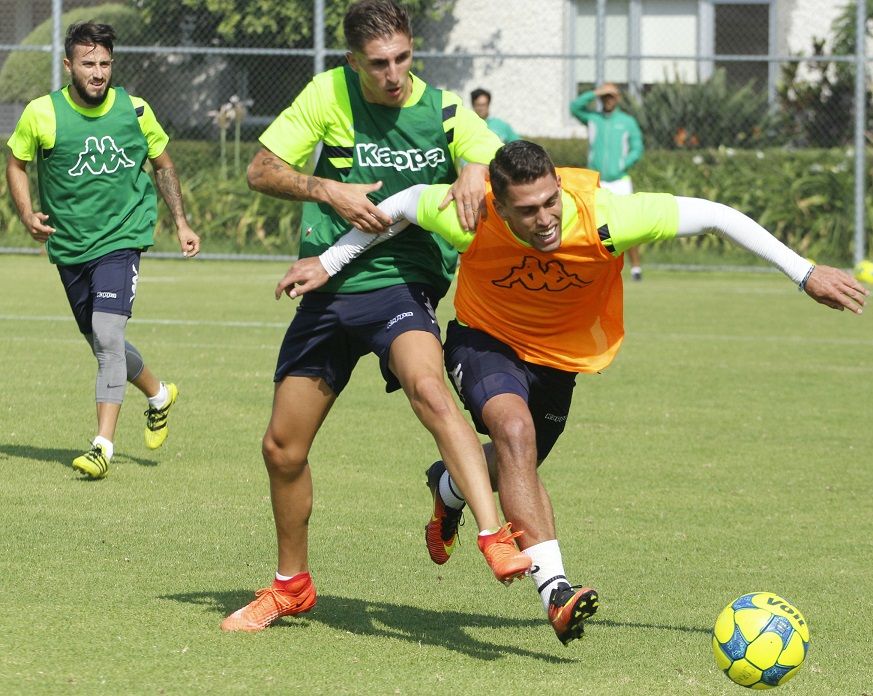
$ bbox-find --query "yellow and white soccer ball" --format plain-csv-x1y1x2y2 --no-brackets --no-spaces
712,592,810,689
855,259,873,284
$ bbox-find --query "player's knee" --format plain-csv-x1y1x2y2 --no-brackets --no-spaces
262,431,308,477
406,373,455,420
490,414,536,459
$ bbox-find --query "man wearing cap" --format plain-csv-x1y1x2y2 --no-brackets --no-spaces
570,83,645,280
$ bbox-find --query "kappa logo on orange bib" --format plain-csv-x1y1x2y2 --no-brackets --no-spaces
68,135,136,176
492,256,592,292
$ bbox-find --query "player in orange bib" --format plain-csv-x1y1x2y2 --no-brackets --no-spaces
278,140,867,644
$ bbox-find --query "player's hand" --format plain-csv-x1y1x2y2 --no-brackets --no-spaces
25,212,55,243
803,265,868,314
275,257,330,300
177,224,201,258
326,180,393,234
440,162,488,232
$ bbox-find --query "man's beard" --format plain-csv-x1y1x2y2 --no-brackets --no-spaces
70,73,110,106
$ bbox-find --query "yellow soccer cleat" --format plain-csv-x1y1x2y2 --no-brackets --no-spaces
144,382,178,450
72,443,110,479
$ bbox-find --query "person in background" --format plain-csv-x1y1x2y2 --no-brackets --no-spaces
570,83,644,280
5,21,200,480
471,88,520,144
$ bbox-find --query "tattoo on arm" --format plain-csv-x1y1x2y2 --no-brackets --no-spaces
251,155,324,202
154,166,186,223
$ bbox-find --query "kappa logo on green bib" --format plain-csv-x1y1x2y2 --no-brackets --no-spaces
355,142,446,172
68,135,136,177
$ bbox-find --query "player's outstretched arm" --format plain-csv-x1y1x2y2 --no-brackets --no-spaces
674,197,867,314
247,148,392,234
274,185,425,300
802,266,868,313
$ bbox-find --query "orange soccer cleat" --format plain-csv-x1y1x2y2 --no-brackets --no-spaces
548,585,599,645
424,461,465,565
477,523,532,585
221,572,317,632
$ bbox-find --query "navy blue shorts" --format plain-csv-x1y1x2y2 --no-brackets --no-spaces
443,320,577,461
57,248,141,334
275,283,442,395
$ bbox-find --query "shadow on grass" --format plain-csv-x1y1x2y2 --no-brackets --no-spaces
0,443,158,470
595,618,710,635
161,590,580,662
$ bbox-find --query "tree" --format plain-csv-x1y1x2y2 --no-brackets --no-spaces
131,0,457,48
0,3,150,103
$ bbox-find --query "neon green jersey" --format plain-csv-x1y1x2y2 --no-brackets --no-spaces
416,182,679,253
260,66,501,296
27,87,159,266
7,86,168,162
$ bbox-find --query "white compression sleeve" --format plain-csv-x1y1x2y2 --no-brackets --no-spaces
675,197,813,285
318,185,427,276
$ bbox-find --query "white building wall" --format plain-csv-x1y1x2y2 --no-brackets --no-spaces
778,0,844,54
421,0,576,138
425,0,856,139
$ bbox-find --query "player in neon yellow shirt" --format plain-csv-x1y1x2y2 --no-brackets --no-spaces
278,140,867,644
6,22,200,479
221,0,532,635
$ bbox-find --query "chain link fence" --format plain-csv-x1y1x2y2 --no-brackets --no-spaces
0,0,870,263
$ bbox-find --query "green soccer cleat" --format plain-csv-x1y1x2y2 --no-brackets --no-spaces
144,382,178,450
72,443,110,479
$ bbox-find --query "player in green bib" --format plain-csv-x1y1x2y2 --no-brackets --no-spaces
5,22,200,480
222,0,533,634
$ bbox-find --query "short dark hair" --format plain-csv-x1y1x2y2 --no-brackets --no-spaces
64,21,115,59
344,0,412,53
470,88,491,103
489,140,556,202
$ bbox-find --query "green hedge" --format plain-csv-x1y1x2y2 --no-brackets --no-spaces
2,138,869,265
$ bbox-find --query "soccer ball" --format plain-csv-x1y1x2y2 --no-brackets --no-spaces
855,259,873,284
712,592,810,689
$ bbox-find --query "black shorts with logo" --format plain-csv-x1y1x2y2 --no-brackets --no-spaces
57,248,141,334
443,320,577,461
275,282,442,395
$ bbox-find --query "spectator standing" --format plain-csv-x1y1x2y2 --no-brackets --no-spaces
570,83,644,280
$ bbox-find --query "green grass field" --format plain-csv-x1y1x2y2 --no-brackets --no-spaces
1,254,871,695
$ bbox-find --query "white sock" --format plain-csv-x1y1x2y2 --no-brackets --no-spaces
275,572,294,582
148,382,168,409
92,435,114,460
524,539,569,612
439,469,466,510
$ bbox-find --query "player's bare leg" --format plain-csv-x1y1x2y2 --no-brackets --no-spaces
389,330,530,583
264,375,335,576
481,393,555,547
221,375,332,631
627,245,642,280
482,393,598,643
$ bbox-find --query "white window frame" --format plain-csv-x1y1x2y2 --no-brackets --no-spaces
699,0,777,101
